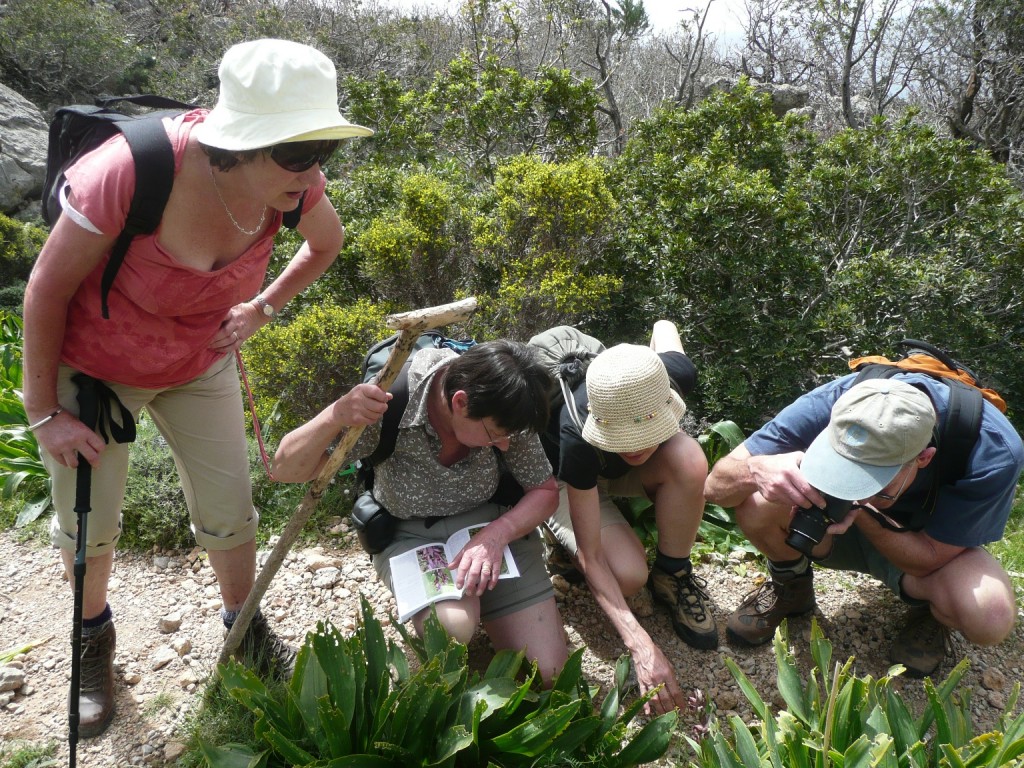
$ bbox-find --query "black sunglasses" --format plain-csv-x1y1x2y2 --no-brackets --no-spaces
269,140,341,172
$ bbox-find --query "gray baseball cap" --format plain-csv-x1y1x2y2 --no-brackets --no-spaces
800,378,936,500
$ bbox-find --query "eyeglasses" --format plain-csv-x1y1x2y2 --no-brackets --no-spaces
875,463,913,501
269,140,340,172
481,421,526,446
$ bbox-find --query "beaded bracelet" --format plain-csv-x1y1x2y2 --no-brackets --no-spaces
27,405,64,431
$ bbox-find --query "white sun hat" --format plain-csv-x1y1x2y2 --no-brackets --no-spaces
193,38,373,151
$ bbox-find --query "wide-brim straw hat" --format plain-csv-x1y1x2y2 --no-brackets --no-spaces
582,344,687,453
193,38,373,151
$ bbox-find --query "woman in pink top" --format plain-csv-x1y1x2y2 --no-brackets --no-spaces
22,38,372,738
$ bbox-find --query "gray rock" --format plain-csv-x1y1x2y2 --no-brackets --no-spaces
0,83,47,212
0,665,26,693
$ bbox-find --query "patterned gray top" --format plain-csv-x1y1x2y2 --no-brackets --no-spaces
352,348,554,519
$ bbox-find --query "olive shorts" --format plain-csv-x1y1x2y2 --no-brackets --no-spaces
372,502,554,622
45,354,258,556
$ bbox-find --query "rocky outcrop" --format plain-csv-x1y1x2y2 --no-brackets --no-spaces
0,83,48,214
702,75,810,117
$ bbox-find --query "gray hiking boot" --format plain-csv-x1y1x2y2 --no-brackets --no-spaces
228,610,296,679
726,573,815,646
648,566,719,650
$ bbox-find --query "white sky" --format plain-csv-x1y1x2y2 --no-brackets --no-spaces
382,0,747,40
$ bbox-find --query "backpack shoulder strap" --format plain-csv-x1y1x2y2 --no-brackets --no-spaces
100,115,177,319
935,379,983,485
359,362,412,486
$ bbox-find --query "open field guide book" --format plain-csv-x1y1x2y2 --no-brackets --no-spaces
390,523,519,622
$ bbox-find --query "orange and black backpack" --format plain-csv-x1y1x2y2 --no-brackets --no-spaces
849,339,1007,504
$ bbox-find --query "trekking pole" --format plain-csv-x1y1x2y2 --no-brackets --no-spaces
69,376,100,768
220,297,478,664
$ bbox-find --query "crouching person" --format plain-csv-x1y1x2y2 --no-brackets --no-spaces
273,340,569,684
706,376,1022,677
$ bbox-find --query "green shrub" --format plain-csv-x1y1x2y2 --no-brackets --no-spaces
471,155,622,340
802,115,1024,430
0,0,142,104
241,299,390,435
119,415,192,551
358,170,478,310
686,619,1024,767
0,213,45,316
610,81,819,431
200,597,677,767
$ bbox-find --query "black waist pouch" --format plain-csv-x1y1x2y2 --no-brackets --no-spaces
350,491,397,554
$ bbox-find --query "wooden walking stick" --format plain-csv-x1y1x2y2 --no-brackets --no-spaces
220,297,478,664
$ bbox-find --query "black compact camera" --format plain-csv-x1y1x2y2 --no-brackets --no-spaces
785,494,854,557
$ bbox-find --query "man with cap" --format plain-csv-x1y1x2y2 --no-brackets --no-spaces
23,38,372,736
705,374,1022,677
540,320,717,715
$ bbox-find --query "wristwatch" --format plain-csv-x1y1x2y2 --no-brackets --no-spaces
253,294,278,320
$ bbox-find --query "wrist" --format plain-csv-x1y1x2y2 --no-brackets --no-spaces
27,405,65,431
252,294,279,321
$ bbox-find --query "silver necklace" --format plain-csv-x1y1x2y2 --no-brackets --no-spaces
209,165,267,236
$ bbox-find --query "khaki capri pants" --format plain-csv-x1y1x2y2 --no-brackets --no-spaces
44,354,258,557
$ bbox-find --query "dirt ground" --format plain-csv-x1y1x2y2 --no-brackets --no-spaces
1,524,1022,766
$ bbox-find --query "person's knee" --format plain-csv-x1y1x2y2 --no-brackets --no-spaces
420,602,480,644
734,495,784,537
656,432,708,483
617,564,650,598
961,587,1016,646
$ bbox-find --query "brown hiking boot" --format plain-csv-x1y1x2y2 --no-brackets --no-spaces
648,566,719,650
76,619,116,738
889,606,950,678
726,573,815,646
230,610,296,679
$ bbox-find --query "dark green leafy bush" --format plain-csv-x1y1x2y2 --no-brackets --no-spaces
0,213,45,315
203,597,677,767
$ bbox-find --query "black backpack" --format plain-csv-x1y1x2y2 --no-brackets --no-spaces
42,95,304,319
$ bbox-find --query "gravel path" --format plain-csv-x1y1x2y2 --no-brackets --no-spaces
1,523,1021,766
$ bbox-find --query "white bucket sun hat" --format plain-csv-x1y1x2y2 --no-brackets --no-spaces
800,378,936,500
581,344,687,453
193,38,373,151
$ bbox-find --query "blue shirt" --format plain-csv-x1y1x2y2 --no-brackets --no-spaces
744,372,1023,547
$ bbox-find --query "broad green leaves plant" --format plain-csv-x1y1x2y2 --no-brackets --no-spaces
0,312,51,525
206,596,677,767
687,619,1024,768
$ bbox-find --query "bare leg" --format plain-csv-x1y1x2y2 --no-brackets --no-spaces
636,432,708,558
650,320,684,353
207,539,256,611
60,548,114,620
903,548,1015,645
484,598,568,687
599,523,649,596
413,597,481,645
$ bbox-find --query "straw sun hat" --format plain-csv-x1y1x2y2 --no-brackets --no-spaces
193,38,373,151
581,344,687,453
